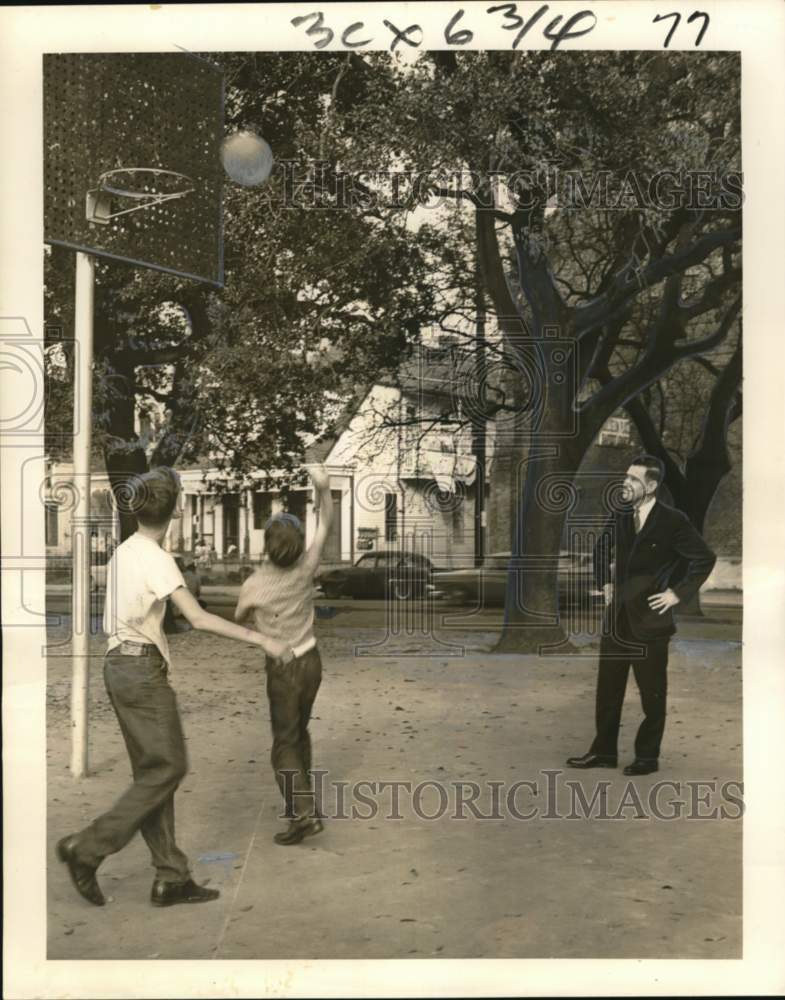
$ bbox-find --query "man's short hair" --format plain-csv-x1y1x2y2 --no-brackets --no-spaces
131,467,181,527
630,454,665,487
264,512,305,568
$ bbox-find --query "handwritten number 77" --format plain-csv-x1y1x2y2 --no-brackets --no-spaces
654,11,710,48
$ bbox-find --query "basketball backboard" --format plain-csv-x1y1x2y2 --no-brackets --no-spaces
44,52,224,286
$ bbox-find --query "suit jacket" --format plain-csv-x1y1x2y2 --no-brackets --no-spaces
593,501,717,640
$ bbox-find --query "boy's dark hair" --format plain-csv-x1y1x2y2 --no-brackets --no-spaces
264,513,305,568
131,467,181,527
630,454,665,487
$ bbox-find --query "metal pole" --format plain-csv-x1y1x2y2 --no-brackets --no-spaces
472,263,487,568
70,251,95,778
349,471,355,564
243,488,251,557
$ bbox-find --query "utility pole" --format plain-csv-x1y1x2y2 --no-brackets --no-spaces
472,261,487,568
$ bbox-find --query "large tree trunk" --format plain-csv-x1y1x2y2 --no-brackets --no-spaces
495,338,599,652
682,405,737,536
496,451,570,652
494,221,599,651
102,358,148,541
675,419,738,617
150,363,199,468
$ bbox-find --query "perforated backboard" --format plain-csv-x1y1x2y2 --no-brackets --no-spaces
44,52,223,286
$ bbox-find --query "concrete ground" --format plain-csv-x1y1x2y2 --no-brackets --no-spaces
46,603,742,961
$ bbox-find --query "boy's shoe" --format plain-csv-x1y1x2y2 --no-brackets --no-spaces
56,835,105,907
151,877,220,906
274,817,324,846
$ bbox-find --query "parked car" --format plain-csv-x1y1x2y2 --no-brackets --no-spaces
431,551,604,608
317,551,440,601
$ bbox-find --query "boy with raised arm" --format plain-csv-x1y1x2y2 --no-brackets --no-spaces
235,465,334,845
57,467,294,908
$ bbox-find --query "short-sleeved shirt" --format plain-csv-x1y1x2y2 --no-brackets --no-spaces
103,532,186,664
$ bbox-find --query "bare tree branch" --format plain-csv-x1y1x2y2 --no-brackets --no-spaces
678,267,741,320
581,296,740,421
575,226,741,334
674,297,741,360
475,207,523,328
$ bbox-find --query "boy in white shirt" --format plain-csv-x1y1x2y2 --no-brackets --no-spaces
235,466,333,845
57,467,294,908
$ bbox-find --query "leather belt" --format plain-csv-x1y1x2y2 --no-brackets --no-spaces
110,640,159,657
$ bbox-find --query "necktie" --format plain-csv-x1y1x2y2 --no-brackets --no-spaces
634,509,642,534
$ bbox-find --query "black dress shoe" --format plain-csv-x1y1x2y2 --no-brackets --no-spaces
274,817,324,846
151,877,220,907
56,835,105,907
565,752,618,769
623,759,659,776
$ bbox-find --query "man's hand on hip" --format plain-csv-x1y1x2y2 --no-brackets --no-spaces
648,588,680,614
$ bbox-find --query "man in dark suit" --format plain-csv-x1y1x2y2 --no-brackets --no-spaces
567,455,716,775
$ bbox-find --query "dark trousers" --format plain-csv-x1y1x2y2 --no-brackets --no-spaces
265,646,322,819
590,609,670,762
75,651,190,883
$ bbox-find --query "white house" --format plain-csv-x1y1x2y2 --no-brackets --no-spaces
44,338,492,569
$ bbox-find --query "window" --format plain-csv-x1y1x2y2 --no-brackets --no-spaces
222,494,240,554
45,502,58,547
384,492,398,542
322,490,343,563
598,416,632,447
287,491,308,526
253,491,273,529
403,403,420,454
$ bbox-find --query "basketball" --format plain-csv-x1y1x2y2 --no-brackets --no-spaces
221,131,274,187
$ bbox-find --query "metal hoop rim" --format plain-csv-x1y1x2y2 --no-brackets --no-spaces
97,167,195,200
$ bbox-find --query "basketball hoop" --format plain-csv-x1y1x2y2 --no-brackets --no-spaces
86,167,195,225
